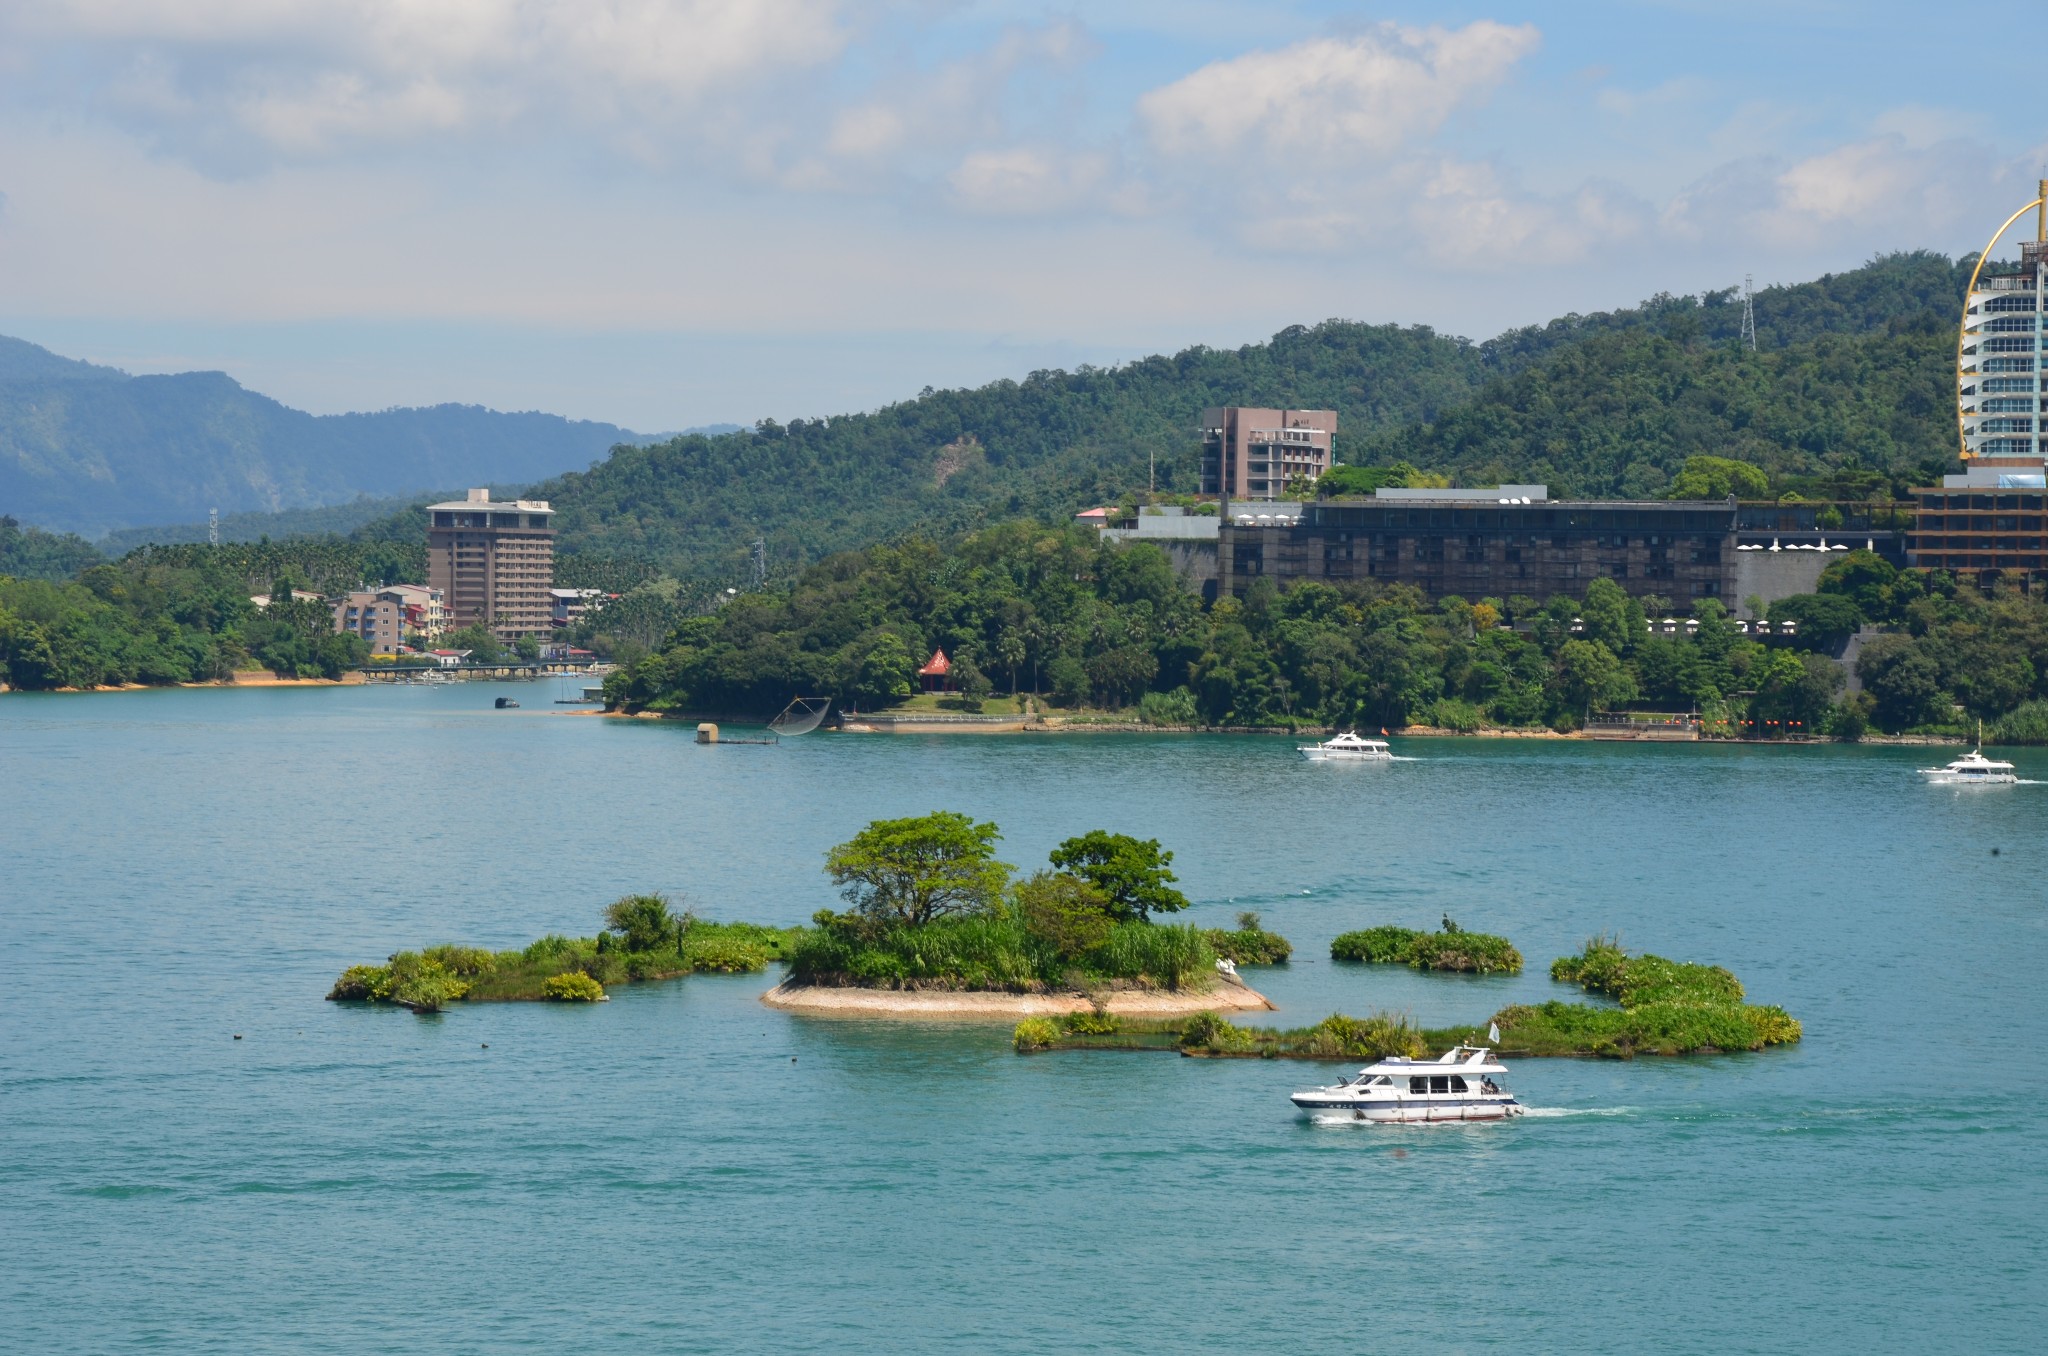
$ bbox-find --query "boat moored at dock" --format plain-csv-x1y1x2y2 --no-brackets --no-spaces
1291,1046,1523,1123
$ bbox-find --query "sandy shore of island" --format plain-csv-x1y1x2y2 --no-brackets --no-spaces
761,976,1274,1020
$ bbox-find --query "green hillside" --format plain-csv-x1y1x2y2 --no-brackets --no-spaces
530,252,1966,583
531,321,1492,582
0,339,659,536
1355,253,1966,497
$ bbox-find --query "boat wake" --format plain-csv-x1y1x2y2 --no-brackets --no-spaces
1517,1106,1635,1118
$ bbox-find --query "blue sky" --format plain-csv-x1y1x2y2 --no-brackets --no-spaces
1,1,2042,431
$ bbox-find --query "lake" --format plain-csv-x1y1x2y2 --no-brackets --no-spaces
2,682,2041,1352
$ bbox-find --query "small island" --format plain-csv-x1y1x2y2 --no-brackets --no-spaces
1331,919,1522,974
761,815,1278,1017
327,895,797,1012
1017,937,1800,1059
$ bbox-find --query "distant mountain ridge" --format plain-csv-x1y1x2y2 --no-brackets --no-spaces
0,337,665,536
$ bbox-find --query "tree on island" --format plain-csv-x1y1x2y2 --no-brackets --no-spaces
1047,830,1189,922
825,811,1012,926
604,893,684,952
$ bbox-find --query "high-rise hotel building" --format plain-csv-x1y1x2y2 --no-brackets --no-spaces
1959,234,2047,461
1911,182,2048,584
426,488,556,640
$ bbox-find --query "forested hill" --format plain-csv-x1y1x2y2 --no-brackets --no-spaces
533,321,1492,578
1353,251,1968,497
532,251,1968,582
0,337,660,536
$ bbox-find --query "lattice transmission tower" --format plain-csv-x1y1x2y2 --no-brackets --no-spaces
208,507,219,546
1739,274,1758,352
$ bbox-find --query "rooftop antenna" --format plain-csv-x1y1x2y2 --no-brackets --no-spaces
1739,274,1757,352
208,507,219,546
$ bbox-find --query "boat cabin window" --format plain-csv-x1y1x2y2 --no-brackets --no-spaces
1409,1077,1429,1094
1448,1075,1469,1093
1429,1076,1451,1094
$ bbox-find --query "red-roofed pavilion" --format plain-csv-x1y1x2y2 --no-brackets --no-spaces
917,649,952,692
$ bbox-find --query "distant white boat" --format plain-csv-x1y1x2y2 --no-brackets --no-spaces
1298,731,1392,762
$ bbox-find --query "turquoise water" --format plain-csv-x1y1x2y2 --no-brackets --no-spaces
2,684,2042,1353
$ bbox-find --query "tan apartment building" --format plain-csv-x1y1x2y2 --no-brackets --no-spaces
331,584,446,653
426,489,555,639
1199,407,1338,502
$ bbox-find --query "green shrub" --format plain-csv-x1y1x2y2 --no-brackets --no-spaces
541,972,605,1002
1062,1009,1120,1036
1138,686,1199,727
422,945,497,977
327,964,392,1002
682,934,770,973
1516,938,1800,1056
1177,1010,1254,1051
384,952,468,1012
1551,937,1741,1005
1204,926,1294,965
1426,697,1484,732
1013,1018,1060,1052
604,893,680,952
1992,699,2048,745
523,934,584,963
1331,924,1519,973
1404,930,1522,974
1290,1012,1426,1060
1331,926,1423,963
1015,871,1116,960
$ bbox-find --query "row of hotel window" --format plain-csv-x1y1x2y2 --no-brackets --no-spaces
1347,560,1721,590
1915,538,2048,551
1919,516,2046,529
1982,295,2042,312
1916,495,2048,510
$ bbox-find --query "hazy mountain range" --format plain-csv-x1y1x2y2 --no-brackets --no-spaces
0,335,712,537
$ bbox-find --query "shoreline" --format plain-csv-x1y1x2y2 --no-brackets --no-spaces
603,708,1973,746
760,977,1275,1021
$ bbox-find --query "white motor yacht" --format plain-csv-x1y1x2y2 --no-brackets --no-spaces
1920,723,2018,785
1298,731,1392,762
1920,748,2017,785
1291,1045,1523,1123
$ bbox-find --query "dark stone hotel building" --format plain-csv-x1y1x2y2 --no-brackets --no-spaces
1219,490,1741,603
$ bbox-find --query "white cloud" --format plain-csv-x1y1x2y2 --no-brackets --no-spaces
1663,127,2042,252
1138,21,1539,161
947,147,1111,216
9,0,853,161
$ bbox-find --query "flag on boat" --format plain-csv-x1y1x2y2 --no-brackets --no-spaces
1487,1022,1500,1043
